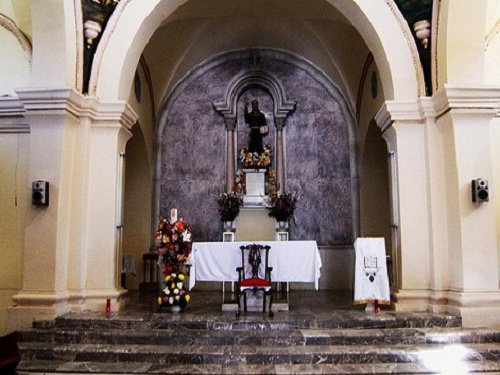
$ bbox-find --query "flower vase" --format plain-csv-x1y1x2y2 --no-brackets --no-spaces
170,305,182,314
223,220,236,232
276,220,288,231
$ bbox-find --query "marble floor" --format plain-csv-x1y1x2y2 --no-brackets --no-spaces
128,289,363,315
110,288,461,331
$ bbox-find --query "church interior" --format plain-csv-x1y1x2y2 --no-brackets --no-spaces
1,0,500,373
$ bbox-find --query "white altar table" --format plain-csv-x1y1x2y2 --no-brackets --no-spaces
190,241,322,290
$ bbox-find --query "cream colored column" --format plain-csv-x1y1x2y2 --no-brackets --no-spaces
5,89,137,331
434,86,500,327
225,117,236,192
6,88,86,330
83,100,136,311
375,101,432,311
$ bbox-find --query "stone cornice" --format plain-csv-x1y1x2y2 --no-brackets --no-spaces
433,85,500,118
82,97,138,130
0,96,23,113
0,96,29,133
16,87,85,118
374,85,500,132
374,100,422,132
14,87,138,130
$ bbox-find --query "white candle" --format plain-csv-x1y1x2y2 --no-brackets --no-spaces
170,208,178,223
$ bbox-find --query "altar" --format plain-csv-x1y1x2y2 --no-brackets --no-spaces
189,241,322,290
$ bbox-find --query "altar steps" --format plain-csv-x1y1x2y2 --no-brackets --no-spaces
16,313,500,374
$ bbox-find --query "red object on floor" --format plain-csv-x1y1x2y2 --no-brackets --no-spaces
374,299,381,314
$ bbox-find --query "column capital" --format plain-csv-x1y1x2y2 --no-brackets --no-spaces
374,100,422,132
225,116,237,131
15,87,138,130
275,118,285,131
433,84,500,118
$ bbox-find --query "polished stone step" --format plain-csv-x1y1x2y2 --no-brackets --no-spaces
18,341,500,365
16,359,500,374
15,291,500,373
21,327,500,347
50,311,462,331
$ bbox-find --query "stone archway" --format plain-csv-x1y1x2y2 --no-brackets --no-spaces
435,0,494,88
91,0,421,102
85,0,426,294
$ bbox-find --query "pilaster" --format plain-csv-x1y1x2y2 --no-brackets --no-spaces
275,118,286,192
375,100,432,311
78,97,136,311
375,85,500,327
6,87,86,330
5,87,137,331
433,85,500,296
224,117,236,192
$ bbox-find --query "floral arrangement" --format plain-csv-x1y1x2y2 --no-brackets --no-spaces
265,169,278,197
216,191,243,221
155,216,193,310
239,145,272,168
267,191,298,222
233,169,246,194
155,217,192,275
158,272,191,308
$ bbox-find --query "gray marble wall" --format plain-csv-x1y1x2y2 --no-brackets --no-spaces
159,55,353,245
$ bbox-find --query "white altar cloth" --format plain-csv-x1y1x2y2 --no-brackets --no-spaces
190,241,322,290
353,237,390,304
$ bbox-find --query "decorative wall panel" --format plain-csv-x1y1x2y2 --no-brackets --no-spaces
159,51,354,245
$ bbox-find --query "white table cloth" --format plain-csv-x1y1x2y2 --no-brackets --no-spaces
353,237,390,304
189,241,322,290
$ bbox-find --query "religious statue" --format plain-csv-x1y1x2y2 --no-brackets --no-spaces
244,96,268,154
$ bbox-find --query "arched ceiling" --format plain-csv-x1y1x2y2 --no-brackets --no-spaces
142,0,369,112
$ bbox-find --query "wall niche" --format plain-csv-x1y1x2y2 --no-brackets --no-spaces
158,49,355,246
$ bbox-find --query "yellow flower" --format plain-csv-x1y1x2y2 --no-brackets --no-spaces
165,275,171,282
185,294,190,302
178,274,185,281
157,297,162,305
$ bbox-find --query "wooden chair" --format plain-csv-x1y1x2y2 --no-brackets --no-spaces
139,251,160,293
236,244,273,317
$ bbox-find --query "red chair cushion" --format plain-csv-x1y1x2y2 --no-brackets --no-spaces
240,278,271,287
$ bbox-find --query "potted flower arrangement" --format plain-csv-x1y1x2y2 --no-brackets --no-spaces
267,191,298,223
216,191,243,222
157,272,190,312
155,216,193,311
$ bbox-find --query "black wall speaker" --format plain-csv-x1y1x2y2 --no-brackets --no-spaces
32,180,49,206
472,178,489,203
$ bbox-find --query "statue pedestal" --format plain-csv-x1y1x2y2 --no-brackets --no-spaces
236,208,275,241
243,169,266,207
